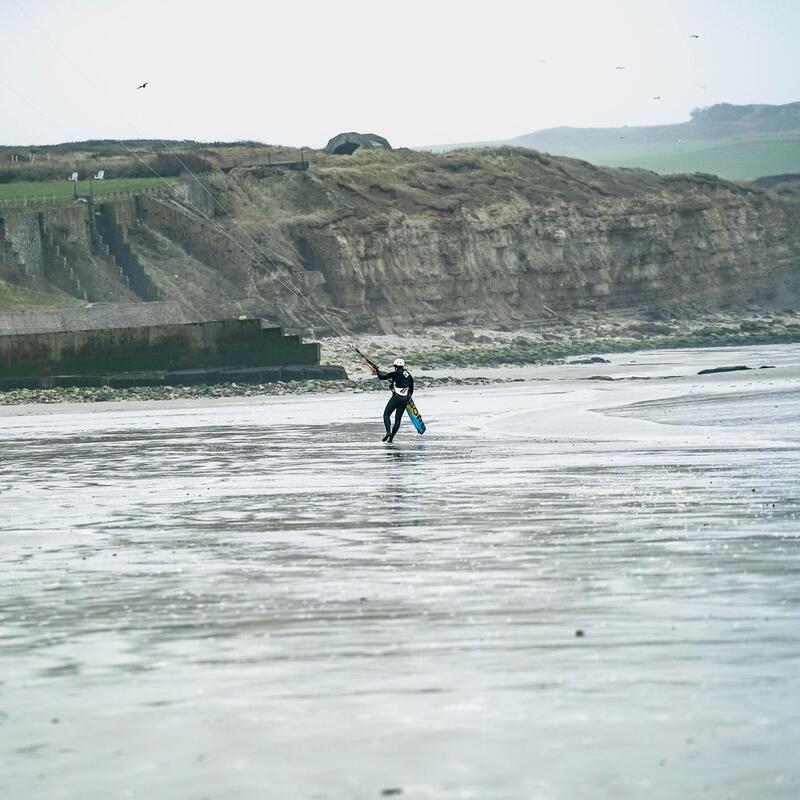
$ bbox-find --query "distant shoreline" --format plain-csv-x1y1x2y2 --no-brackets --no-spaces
2,309,798,408
323,307,800,374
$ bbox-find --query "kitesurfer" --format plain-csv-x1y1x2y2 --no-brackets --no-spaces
377,358,414,442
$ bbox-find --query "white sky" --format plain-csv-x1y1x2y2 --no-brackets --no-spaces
1,0,798,148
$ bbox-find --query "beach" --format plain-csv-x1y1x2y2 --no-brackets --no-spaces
1,343,799,799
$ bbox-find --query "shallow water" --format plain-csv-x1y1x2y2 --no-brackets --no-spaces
2,344,799,799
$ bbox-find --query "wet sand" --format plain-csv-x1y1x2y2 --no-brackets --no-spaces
1,344,799,799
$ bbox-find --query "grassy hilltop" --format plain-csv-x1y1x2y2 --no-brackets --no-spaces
0,140,303,193
0,140,310,209
429,102,800,180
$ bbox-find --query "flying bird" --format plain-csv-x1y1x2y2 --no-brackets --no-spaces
615,66,626,70
690,34,700,38
653,96,661,100
136,82,148,90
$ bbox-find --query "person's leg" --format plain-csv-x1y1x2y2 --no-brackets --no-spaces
383,397,395,440
389,397,406,440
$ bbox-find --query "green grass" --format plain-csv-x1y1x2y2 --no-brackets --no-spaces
0,176,175,203
538,134,800,180
0,278,85,310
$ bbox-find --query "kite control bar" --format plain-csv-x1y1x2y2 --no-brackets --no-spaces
355,347,378,374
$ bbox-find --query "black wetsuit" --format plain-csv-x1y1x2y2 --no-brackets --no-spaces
377,366,414,440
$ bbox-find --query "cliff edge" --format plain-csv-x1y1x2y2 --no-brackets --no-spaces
2,146,799,333
203,146,800,330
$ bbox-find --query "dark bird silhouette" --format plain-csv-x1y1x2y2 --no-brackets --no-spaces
653,95,661,100
136,82,148,90
615,66,625,70
690,34,700,38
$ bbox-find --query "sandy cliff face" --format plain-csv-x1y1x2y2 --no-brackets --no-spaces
265,149,799,330
3,147,799,331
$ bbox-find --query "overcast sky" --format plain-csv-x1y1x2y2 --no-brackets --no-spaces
1,0,798,149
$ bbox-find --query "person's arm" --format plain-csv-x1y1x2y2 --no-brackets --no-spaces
376,368,393,381
355,348,379,374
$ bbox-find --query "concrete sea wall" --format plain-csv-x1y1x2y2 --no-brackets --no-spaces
0,318,325,388
0,301,188,335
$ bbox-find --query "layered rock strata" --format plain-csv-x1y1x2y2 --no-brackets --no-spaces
2,147,798,331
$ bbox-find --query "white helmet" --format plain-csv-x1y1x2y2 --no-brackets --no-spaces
393,358,405,367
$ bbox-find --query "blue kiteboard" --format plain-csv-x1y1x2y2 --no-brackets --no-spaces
406,399,426,434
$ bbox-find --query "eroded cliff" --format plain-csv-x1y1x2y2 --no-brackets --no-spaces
206,147,800,330
3,146,799,332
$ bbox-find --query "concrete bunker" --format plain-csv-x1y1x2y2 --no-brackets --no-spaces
325,132,392,156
